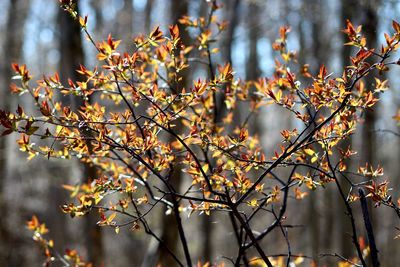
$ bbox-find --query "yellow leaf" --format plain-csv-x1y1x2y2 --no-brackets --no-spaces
202,164,209,173
304,148,315,156
311,155,318,163
247,199,258,207
212,150,222,158
211,48,220,54
108,212,117,223
276,90,282,102
79,16,87,27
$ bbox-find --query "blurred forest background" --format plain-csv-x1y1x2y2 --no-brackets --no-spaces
0,0,400,266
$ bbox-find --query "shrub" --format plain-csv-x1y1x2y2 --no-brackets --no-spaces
2,1,400,266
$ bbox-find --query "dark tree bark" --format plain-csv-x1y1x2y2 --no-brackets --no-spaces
221,0,240,65
360,1,378,172
359,189,380,267
338,0,358,260
117,0,134,49
58,4,103,266
307,0,327,260
0,1,30,265
155,1,191,266
360,1,380,265
245,1,261,134
145,0,154,33
91,0,104,38
245,4,260,82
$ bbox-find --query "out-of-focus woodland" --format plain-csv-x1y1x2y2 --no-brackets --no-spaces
0,0,400,266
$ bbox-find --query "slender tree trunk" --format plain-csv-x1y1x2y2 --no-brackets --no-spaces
125,0,134,35
91,0,104,37
338,0,357,260
58,4,103,265
308,0,323,260
360,1,380,265
221,0,240,65
245,2,261,135
0,1,30,265
156,1,191,266
118,0,134,49
198,0,242,262
245,6,260,82
360,2,378,173
145,0,154,33
303,0,331,260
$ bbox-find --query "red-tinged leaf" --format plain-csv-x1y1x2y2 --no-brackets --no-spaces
318,65,327,80
343,19,356,36
286,70,296,88
384,32,394,46
239,128,248,142
107,33,113,46
26,215,40,230
26,119,34,129
40,101,51,117
169,24,180,40
393,20,400,33
1,129,13,136
356,49,373,63
12,63,20,72
265,88,276,100
9,83,21,94
149,26,163,45
17,105,23,116
1,119,12,129
279,26,290,40
359,236,366,250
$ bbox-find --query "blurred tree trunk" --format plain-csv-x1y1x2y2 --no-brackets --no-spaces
199,0,216,262
155,1,191,266
58,4,103,266
209,0,241,263
221,0,240,65
216,0,240,127
360,1,378,178
360,1,379,265
245,2,261,134
245,5,260,81
390,103,400,266
145,0,154,33
302,0,331,261
91,0,104,37
199,0,242,262
125,0,134,35
308,0,323,260
0,1,30,265
118,0,134,49
338,0,357,260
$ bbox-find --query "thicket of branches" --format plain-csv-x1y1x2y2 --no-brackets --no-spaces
1,0,400,266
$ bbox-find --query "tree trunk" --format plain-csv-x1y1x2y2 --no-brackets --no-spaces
145,0,154,33
360,2,378,173
118,0,134,49
156,1,191,266
91,0,104,37
0,1,30,265
58,4,103,265
245,1,261,135
221,0,240,65
338,0,358,260
308,0,323,260
360,1,380,265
